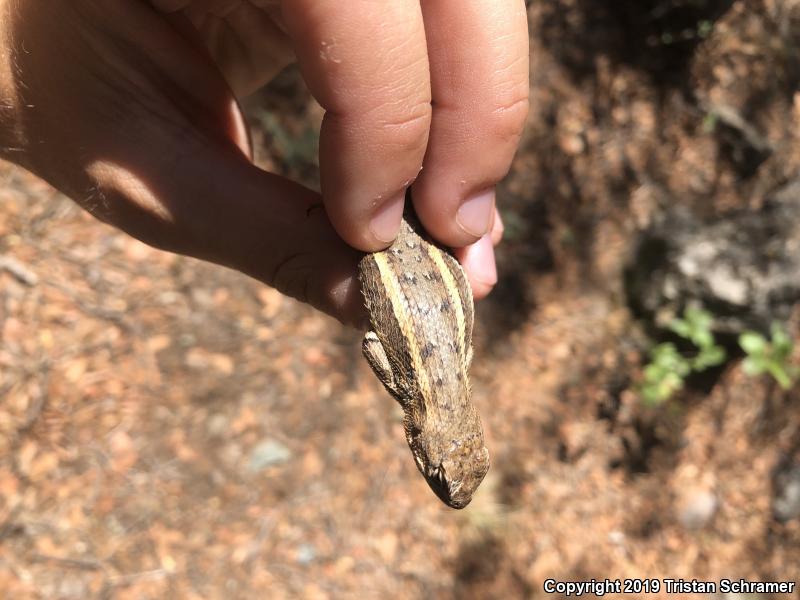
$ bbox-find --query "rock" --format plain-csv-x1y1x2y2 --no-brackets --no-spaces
625,180,800,334
206,413,229,437
608,530,626,545
773,464,800,523
0,255,39,286
295,543,317,565
247,439,292,472
677,488,717,529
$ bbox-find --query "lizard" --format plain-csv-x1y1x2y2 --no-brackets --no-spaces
358,205,489,509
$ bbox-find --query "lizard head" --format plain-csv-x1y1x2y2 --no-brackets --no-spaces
406,415,490,509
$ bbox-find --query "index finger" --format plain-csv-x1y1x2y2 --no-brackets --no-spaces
412,0,529,248
281,0,432,251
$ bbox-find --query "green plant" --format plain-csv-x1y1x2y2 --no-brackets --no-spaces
668,307,727,369
640,307,727,406
640,342,691,405
739,323,799,390
697,20,713,39
702,111,719,134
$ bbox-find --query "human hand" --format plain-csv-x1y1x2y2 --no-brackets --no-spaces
0,0,529,324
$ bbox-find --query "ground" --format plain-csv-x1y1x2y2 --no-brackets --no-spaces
1,1,800,598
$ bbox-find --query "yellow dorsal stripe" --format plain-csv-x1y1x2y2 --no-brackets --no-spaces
372,253,432,401
426,248,467,375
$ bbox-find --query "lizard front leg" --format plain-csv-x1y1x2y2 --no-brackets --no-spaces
362,331,402,402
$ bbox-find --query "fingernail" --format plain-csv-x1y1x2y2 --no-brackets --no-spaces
457,189,495,238
463,234,497,287
370,193,405,244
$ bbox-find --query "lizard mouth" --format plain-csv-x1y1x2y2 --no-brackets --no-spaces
425,466,471,509
426,479,472,509
425,475,453,507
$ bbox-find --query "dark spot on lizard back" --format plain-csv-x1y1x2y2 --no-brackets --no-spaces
420,341,436,359
440,299,451,313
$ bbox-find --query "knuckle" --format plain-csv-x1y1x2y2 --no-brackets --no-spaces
371,99,432,155
486,91,529,143
269,252,313,305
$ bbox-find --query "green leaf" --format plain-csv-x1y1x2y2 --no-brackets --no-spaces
676,360,692,378
640,373,682,406
692,329,714,350
650,343,691,377
669,307,717,350
766,362,793,390
640,308,730,407
742,356,765,376
693,345,727,370
685,307,713,330
641,385,664,406
702,112,719,133
651,342,680,364
739,332,767,356
640,341,693,405
662,372,684,393
669,319,692,339
770,322,793,357
644,363,666,380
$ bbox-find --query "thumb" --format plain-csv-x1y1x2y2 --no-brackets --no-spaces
8,0,366,326
190,154,368,326
86,138,366,326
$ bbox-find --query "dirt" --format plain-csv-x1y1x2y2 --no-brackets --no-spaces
1,1,799,598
